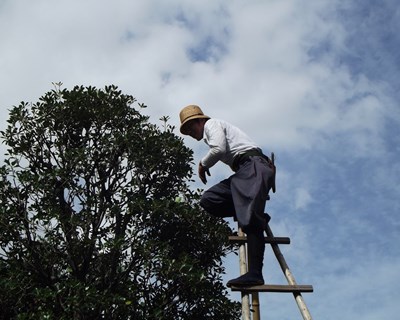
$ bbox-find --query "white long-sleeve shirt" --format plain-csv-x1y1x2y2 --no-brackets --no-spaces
201,119,260,169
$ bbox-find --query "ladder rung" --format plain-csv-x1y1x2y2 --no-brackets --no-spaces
230,284,313,293
228,236,290,244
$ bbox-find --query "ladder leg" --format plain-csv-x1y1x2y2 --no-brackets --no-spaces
247,235,261,320
238,226,251,320
265,224,313,320
251,292,260,320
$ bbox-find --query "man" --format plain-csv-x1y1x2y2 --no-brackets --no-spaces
179,104,275,286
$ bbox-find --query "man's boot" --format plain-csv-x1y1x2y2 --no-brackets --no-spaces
227,229,265,287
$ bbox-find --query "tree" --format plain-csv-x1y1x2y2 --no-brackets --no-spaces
0,85,240,319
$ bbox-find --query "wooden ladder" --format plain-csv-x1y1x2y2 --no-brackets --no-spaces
228,220,313,320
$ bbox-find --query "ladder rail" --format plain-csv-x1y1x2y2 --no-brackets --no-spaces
238,227,251,320
251,292,260,320
265,224,313,320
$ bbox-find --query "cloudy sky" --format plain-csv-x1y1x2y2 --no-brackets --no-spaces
1,0,399,318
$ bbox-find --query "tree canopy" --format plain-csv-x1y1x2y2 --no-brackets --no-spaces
0,85,240,319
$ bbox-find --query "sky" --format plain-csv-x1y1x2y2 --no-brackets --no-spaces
1,0,399,319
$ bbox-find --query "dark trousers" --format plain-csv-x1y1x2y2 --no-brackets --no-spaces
200,156,274,274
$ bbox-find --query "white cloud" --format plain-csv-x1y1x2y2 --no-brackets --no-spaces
294,187,313,210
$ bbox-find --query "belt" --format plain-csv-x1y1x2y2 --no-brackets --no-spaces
232,149,268,171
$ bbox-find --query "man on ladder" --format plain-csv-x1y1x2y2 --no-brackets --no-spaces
179,105,276,286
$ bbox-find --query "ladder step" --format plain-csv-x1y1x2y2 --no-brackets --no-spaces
228,236,290,244
230,284,313,293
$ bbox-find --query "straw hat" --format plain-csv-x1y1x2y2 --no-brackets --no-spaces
179,105,210,134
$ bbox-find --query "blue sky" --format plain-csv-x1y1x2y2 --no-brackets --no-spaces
0,0,399,319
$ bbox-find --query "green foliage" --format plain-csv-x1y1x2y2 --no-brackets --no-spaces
0,85,240,319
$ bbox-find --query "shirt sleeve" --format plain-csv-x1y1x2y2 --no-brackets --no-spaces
201,120,226,168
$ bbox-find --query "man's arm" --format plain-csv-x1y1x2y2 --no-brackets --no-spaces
201,120,226,168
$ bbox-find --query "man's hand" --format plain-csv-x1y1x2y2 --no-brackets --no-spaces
198,162,210,184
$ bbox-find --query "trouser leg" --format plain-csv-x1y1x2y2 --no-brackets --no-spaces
226,230,265,287
200,178,236,218
247,229,265,276
226,157,273,286
231,158,273,231
226,225,265,287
